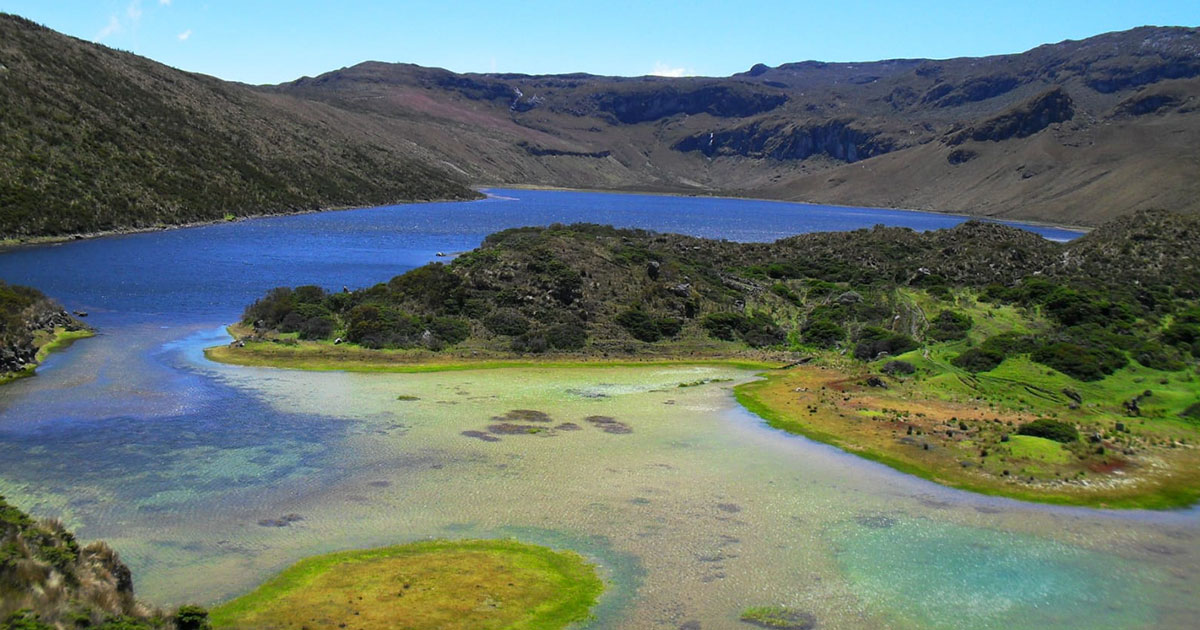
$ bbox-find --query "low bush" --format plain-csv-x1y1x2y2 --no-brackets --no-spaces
853,327,918,361
1031,342,1126,381
1016,419,1079,443
952,347,1005,373
483,309,530,336
928,310,972,342
615,309,681,343
801,319,845,348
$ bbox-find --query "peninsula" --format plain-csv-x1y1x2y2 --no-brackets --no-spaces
211,210,1200,508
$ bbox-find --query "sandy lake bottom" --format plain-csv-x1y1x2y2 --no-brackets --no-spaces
2,325,1196,629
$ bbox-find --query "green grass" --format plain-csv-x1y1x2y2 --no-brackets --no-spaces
210,539,604,630
205,337,782,375
735,368,1200,510
1007,435,1073,464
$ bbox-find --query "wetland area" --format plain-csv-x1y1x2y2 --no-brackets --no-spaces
1,190,1196,629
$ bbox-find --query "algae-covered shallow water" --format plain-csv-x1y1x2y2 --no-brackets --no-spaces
0,190,1194,629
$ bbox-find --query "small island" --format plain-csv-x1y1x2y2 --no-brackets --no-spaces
209,212,1200,509
209,539,604,630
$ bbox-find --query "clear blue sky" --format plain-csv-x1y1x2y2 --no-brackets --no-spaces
2,1,1197,84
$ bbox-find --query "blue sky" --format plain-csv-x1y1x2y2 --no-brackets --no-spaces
2,1,1197,84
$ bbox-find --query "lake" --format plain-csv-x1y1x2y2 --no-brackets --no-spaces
1,189,1196,629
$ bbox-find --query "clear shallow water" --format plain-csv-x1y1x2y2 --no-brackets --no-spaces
1,190,1195,629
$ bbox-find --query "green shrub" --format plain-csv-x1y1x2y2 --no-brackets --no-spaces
546,323,587,350
928,310,972,342
1031,342,1126,381
1016,419,1079,443
428,316,470,346
1131,339,1185,371
616,309,681,342
952,347,1005,373
702,312,784,347
511,331,548,353
853,327,918,361
702,312,747,341
980,332,1037,356
172,606,211,630
483,309,530,336
801,319,845,348
1,610,52,630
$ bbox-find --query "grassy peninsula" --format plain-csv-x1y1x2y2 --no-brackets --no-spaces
0,280,91,384
209,540,603,630
212,211,1200,508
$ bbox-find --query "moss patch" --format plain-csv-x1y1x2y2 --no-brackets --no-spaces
739,606,816,629
210,539,603,630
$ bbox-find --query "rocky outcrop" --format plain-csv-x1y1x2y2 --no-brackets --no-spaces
948,87,1074,145
0,496,148,625
921,75,1021,108
592,85,787,124
1086,59,1200,93
519,142,611,158
1,281,88,375
1114,90,1185,116
674,120,894,163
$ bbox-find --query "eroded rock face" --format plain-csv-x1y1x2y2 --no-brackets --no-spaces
922,74,1021,108
592,85,788,124
674,120,894,163
948,87,1075,145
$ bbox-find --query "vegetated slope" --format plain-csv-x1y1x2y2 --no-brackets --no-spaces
3,15,1198,235
271,26,1200,225
0,14,476,239
239,209,1199,376
0,280,88,379
236,210,1200,506
1,495,209,629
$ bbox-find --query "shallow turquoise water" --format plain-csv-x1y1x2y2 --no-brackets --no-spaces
0,191,1193,629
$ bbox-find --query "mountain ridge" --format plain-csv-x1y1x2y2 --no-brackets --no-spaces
2,14,1199,235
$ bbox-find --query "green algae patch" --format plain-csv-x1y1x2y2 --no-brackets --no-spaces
210,539,603,630
739,606,816,629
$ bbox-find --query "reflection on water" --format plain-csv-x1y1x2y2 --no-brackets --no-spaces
3,327,1194,629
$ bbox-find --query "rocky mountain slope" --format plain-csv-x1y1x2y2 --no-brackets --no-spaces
271,26,1200,225
0,14,476,240
2,14,1198,235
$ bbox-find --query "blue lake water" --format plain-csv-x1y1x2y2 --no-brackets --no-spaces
2,190,1196,630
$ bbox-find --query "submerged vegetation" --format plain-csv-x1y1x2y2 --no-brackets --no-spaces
222,209,1200,507
209,539,603,630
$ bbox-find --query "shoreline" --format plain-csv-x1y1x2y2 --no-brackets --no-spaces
480,184,1094,234
205,334,1198,511
0,327,95,385
0,191,484,252
2,184,1091,252
203,338,787,375
734,369,1200,511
